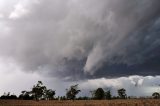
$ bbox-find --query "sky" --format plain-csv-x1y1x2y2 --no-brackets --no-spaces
0,0,160,97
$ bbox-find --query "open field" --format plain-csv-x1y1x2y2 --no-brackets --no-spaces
0,99,160,106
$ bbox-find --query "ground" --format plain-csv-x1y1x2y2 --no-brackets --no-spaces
0,99,160,106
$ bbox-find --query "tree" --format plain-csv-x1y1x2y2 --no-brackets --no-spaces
19,91,33,100
0,92,9,99
31,81,46,100
0,92,17,99
66,84,81,100
77,96,89,100
9,94,17,99
152,92,160,99
105,90,112,100
94,88,105,100
44,89,55,100
117,88,127,99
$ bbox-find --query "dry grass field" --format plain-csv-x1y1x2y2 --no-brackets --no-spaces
0,99,160,106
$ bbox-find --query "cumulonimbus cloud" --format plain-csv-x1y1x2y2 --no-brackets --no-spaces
0,0,160,79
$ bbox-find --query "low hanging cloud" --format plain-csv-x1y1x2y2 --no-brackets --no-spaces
0,0,160,79
79,76,160,97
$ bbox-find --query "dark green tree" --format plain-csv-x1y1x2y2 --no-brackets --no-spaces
105,90,112,100
94,88,105,100
66,84,81,100
117,88,127,99
19,91,33,100
44,89,55,100
0,92,17,99
152,92,160,99
31,81,46,100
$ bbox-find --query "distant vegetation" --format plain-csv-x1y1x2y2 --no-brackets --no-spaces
0,81,159,100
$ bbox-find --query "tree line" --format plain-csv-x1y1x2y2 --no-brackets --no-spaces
0,81,159,100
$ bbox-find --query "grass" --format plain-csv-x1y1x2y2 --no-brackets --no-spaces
0,99,160,106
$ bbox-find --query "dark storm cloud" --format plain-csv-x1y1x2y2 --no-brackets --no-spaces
0,0,160,79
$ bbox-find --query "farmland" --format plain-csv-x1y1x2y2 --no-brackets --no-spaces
0,99,160,106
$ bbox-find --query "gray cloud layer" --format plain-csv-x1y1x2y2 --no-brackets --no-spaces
0,0,160,79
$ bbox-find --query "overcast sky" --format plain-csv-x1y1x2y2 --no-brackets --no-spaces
0,0,160,97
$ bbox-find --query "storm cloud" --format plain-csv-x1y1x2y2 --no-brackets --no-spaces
0,0,160,79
